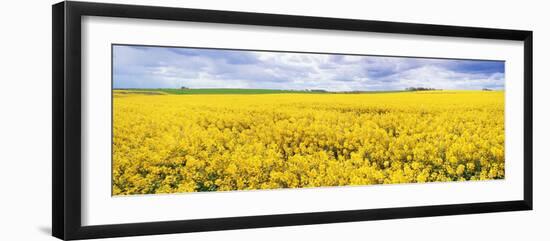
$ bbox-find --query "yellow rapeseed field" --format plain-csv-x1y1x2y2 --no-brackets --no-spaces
112,91,504,195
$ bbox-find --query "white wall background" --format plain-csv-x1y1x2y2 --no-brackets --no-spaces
0,0,547,240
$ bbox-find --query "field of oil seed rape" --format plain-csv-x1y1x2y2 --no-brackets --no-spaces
112,90,504,195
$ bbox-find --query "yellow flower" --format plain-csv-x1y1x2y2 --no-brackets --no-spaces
112,90,505,194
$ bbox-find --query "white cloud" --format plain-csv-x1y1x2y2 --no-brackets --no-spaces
113,45,505,91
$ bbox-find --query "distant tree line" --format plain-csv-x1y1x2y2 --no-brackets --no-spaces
305,89,328,93
405,87,441,91
405,87,495,91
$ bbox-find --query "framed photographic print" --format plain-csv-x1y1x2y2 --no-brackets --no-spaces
52,1,533,240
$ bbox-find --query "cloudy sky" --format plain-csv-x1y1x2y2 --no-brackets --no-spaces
113,45,505,91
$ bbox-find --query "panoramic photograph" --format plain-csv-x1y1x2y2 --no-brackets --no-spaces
111,44,505,195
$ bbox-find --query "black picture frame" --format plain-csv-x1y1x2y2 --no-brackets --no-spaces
52,1,533,240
